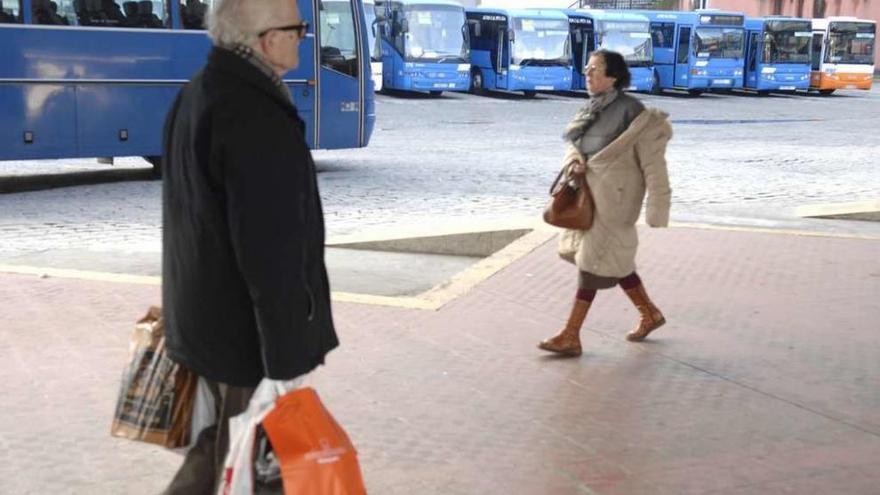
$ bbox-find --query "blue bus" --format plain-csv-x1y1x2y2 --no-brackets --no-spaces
0,0,375,176
376,0,470,95
466,8,572,97
634,10,746,95
743,16,812,94
561,9,594,90
574,9,654,92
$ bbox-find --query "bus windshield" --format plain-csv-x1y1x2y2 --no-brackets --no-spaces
694,27,744,59
762,20,811,64
403,5,467,62
512,17,570,65
597,21,653,67
364,2,380,61
826,22,876,65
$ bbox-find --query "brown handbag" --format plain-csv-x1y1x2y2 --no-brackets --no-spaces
543,163,594,230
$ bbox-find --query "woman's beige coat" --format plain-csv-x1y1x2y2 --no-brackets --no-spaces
558,108,672,277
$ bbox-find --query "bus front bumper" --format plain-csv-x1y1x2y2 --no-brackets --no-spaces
811,72,874,91
405,72,471,92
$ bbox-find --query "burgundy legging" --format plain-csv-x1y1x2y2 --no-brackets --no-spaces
576,272,641,301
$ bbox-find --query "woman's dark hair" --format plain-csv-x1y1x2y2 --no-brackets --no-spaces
592,49,631,90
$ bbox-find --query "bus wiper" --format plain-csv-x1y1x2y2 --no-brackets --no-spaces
519,59,534,67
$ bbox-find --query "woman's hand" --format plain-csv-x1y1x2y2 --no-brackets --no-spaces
569,158,586,175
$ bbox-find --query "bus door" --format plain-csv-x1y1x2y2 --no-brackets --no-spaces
674,25,691,86
317,0,364,149
745,31,759,87
496,27,510,88
570,20,594,88
810,31,824,87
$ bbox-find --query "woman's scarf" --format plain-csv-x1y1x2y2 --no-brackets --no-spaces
562,89,619,143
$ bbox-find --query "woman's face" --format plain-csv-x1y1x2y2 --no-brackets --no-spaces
585,54,617,95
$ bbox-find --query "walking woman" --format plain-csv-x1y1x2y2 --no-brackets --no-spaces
539,49,673,357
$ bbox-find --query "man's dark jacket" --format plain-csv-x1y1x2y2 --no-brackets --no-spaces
161,47,338,387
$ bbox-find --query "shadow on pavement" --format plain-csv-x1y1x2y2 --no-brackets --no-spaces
0,168,156,194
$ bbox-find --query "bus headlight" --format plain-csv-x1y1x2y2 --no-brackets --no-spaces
733,70,743,77
690,69,708,76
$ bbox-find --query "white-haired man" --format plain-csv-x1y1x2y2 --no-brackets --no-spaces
160,0,338,492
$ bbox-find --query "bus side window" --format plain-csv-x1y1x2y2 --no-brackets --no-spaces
32,0,69,24
74,0,168,28
0,0,22,22
320,0,359,78
810,33,822,70
181,0,208,29
651,22,674,49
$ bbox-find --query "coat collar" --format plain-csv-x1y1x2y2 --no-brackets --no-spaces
590,108,670,163
207,46,297,116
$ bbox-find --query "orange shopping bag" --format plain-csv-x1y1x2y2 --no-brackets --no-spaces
261,387,366,495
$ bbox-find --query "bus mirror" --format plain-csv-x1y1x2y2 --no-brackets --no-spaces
574,30,582,43
401,18,409,33
508,28,515,41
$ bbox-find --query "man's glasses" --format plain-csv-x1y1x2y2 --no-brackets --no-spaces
259,22,309,39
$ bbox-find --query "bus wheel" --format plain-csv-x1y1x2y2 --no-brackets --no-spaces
470,69,485,95
819,89,835,96
687,89,704,97
144,156,162,179
429,90,443,97
523,90,537,98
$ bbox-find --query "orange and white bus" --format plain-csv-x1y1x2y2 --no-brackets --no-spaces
810,17,876,95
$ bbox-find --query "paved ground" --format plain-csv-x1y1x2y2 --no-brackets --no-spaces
0,87,879,280
2,225,878,494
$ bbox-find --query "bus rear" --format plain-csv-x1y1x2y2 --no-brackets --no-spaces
810,17,876,94
380,0,470,95
744,17,812,93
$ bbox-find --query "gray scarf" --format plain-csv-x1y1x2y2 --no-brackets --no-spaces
562,89,619,143
230,44,293,103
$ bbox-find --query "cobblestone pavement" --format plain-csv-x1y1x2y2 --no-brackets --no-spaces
0,87,878,273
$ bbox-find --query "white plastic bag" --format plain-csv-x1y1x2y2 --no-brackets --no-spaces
169,376,217,455
218,377,304,495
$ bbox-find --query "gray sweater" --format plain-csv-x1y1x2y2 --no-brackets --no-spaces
576,93,645,158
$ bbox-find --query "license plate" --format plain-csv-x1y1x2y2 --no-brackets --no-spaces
433,83,451,88
627,86,637,91
847,84,857,89
534,85,553,90
779,86,796,90
712,79,732,85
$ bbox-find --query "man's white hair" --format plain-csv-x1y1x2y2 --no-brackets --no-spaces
207,0,295,48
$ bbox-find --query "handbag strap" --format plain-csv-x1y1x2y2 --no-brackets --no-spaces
549,162,585,195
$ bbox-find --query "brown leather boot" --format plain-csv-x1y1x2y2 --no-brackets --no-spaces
538,299,591,356
623,283,666,342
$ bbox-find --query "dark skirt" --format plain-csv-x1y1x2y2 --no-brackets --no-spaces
579,270,620,290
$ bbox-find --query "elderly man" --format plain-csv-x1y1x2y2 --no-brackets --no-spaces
160,0,338,492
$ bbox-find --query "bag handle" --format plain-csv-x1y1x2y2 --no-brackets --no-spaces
549,162,585,196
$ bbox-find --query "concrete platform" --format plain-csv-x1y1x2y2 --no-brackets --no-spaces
1,225,879,494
